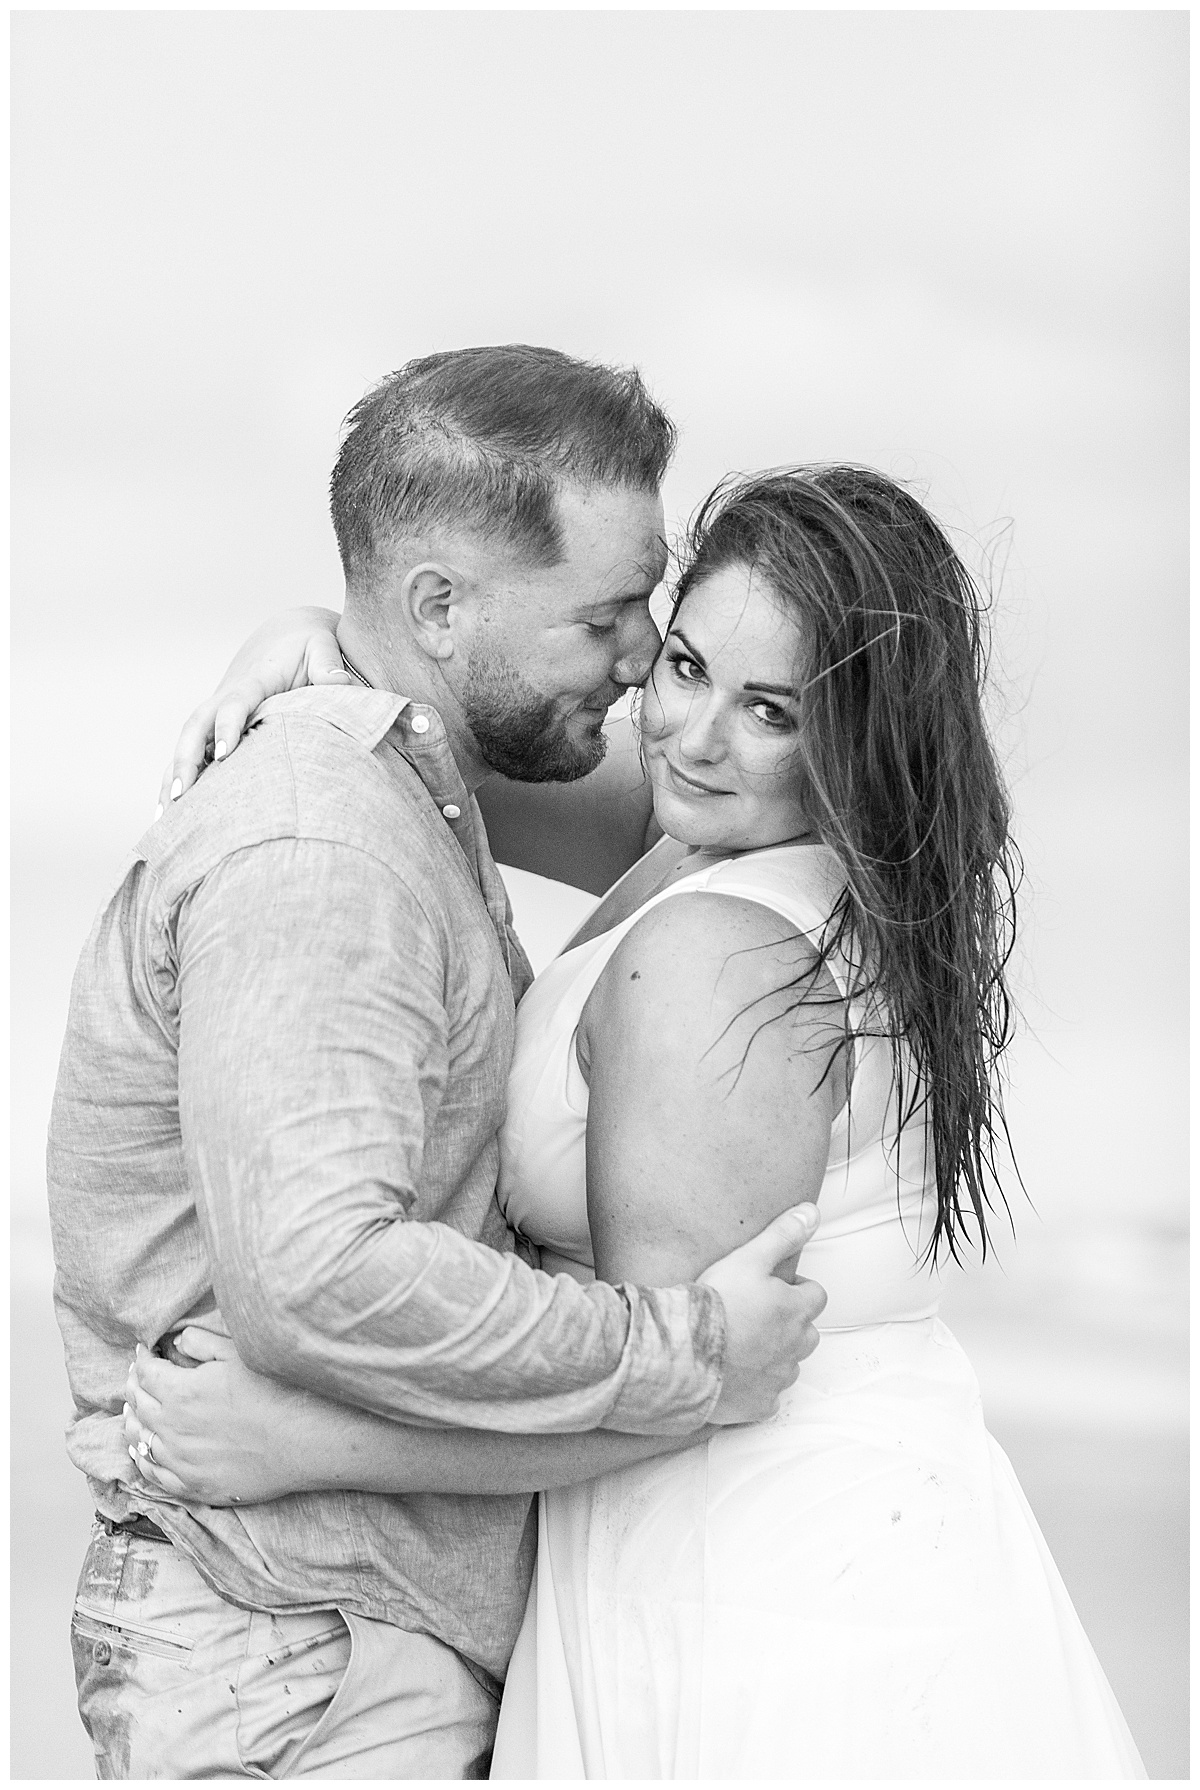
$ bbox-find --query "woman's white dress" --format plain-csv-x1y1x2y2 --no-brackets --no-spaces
491,844,1145,1779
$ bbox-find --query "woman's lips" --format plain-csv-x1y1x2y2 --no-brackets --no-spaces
661,758,729,797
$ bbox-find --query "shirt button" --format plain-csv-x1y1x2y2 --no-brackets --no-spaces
441,804,461,821
92,1639,112,1665
409,714,430,735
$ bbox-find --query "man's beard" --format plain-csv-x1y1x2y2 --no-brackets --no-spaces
462,652,612,784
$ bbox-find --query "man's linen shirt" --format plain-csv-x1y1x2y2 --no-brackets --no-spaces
47,686,725,1676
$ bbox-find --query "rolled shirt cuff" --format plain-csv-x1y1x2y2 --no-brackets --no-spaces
603,1281,726,1434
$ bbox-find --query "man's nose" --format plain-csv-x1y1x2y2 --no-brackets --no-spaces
612,609,665,688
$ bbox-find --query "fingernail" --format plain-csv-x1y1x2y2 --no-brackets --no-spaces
154,804,164,822
214,741,228,762
128,1445,138,1460
122,1403,131,1417
170,778,183,801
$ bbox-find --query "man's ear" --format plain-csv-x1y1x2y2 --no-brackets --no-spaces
400,561,467,663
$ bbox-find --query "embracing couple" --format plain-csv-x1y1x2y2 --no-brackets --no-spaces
49,346,1144,1779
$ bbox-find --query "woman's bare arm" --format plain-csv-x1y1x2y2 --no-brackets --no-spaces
160,607,349,807
124,1343,702,1507
578,891,845,1286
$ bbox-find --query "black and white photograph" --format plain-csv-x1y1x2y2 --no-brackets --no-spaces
11,9,1187,1780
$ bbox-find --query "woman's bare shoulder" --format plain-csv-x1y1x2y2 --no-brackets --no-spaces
589,891,825,1033
627,887,818,959
576,887,848,1123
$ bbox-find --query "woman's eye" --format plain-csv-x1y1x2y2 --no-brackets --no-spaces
749,700,791,728
668,652,705,683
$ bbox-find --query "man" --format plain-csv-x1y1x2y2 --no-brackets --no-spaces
48,346,826,1778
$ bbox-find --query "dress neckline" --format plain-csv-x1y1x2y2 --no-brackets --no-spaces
553,839,828,969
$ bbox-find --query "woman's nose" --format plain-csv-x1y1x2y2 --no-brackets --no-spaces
677,694,724,763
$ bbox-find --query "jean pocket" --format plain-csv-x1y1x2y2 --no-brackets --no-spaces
237,1615,351,1776
253,1618,346,1669
72,1604,196,1665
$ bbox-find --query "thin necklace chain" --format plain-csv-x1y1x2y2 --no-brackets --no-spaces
339,648,372,688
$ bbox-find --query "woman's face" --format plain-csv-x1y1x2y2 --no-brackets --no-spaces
640,561,813,853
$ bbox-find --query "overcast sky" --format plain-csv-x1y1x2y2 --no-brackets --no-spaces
14,14,1185,784
12,10,1187,1238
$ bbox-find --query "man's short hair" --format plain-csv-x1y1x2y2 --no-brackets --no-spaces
330,345,676,578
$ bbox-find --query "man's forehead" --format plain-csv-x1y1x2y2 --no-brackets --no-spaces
607,530,668,583
555,481,663,548
565,539,668,613
643,535,671,583
548,519,665,606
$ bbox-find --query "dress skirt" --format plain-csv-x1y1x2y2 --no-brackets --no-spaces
491,1319,1145,1780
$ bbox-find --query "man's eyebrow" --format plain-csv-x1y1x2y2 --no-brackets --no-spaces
595,540,667,594
574,568,668,617
624,546,670,593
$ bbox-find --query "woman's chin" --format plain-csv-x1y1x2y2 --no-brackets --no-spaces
651,791,802,858
650,789,734,852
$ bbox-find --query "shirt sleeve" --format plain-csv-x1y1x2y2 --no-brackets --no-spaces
170,838,724,1436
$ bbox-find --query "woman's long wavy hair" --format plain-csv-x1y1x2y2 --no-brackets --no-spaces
670,466,1022,1263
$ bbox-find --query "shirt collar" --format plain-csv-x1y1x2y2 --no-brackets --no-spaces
254,685,410,752
251,683,520,973
253,683,473,838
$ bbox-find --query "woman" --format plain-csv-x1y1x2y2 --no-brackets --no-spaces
126,466,1144,1777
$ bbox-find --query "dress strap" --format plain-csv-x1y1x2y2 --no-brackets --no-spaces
651,845,853,1003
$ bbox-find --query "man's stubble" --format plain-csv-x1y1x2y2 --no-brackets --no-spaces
461,646,610,784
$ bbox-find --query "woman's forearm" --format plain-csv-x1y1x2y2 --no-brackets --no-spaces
296,1395,705,1495
127,1346,710,1506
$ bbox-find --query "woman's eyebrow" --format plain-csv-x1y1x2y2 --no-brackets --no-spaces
672,628,797,699
743,679,799,698
669,628,706,664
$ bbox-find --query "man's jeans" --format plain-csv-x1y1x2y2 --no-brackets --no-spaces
71,1523,500,1778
